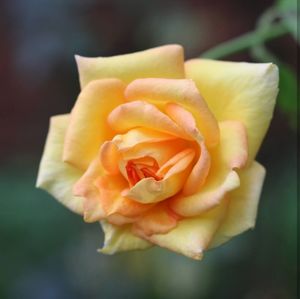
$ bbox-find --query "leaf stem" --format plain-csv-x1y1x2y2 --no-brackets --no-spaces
201,22,289,59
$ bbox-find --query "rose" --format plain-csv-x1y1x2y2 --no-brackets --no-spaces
36,45,278,260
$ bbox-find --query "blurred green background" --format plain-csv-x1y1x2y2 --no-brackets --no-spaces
0,0,297,298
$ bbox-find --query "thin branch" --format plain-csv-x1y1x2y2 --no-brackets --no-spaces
201,22,289,59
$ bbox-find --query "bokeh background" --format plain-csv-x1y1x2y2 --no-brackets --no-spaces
0,0,298,298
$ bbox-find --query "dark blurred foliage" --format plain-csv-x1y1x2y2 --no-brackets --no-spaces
0,0,297,299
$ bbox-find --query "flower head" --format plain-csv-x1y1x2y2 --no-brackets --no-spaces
37,45,278,260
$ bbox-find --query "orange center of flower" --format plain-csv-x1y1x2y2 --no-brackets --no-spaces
126,157,162,187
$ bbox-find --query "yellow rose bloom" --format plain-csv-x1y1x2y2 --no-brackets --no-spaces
36,45,278,260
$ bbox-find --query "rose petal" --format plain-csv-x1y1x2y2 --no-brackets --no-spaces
170,171,240,217
99,141,120,175
97,175,153,218
76,44,185,88
73,158,106,222
165,103,211,194
185,59,278,160
213,121,248,169
112,128,177,151
209,161,266,248
74,159,152,222
125,149,195,204
183,142,210,195
63,79,126,170
125,78,219,147
132,203,179,236
107,128,181,178
107,213,138,226
156,148,194,177
108,101,191,139
36,114,84,214
120,139,189,169
99,221,152,254
170,121,247,216
138,202,228,260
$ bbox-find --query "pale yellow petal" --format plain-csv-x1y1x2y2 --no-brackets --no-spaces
63,79,126,170
185,59,278,160
209,161,266,248
138,202,228,260
125,78,219,147
76,44,185,88
99,221,152,254
36,114,84,214
210,121,248,171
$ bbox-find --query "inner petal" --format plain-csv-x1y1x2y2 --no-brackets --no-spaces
99,141,120,175
126,156,161,187
166,103,211,194
157,148,195,178
124,149,195,204
118,139,191,181
107,100,192,139
112,128,177,151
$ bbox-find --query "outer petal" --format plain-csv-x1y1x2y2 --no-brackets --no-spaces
132,203,179,236
209,161,266,248
185,59,278,160
36,114,84,214
99,221,152,254
63,79,126,170
125,78,219,147
76,44,185,88
137,202,228,260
